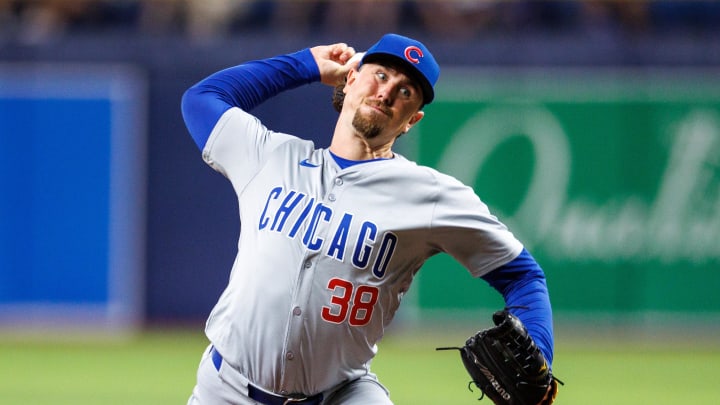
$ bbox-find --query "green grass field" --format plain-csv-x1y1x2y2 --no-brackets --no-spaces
1,328,718,404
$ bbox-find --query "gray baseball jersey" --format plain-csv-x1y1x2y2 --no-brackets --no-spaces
202,106,523,396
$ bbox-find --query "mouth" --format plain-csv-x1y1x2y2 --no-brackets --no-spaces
365,101,392,117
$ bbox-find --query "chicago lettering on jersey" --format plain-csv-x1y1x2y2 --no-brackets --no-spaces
258,186,397,278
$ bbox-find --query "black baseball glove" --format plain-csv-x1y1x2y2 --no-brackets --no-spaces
437,309,562,404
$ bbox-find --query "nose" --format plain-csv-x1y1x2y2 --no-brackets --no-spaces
376,85,394,105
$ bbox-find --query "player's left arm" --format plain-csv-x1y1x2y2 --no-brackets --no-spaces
481,248,555,366
423,171,554,365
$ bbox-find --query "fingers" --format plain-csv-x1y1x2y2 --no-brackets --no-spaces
310,43,349,70
346,51,365,70
328,43,356,65
311,42,362,87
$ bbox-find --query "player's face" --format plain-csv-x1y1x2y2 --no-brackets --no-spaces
344,63,424,141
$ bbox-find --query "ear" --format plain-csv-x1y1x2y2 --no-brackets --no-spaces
343,68,358,94
404,110,425,132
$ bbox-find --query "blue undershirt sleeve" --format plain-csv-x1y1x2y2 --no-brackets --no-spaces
181,48,321,150
481,248,555,366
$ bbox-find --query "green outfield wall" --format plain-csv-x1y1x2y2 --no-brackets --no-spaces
407,68,720,319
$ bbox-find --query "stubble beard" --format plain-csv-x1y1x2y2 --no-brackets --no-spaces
352,108,384,140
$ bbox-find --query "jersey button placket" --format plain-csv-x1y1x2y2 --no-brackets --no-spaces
328,176,342,202
283,255,312,390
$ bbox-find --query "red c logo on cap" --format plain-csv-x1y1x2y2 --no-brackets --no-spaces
404,46,423,64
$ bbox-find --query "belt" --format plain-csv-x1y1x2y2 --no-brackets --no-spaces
209,346,323,405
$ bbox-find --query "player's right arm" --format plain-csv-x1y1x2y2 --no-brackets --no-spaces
181,49,319,149
181,43,357,150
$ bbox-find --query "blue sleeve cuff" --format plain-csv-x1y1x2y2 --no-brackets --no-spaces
481,248,555,366
181,48,320,149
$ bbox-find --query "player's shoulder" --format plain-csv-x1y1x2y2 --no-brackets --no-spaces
225,107,314,148
262,133,316,164
394,154,470,190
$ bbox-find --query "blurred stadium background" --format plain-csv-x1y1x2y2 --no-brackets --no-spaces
1,0,720,403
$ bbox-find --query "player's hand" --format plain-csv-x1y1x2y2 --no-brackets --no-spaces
310,43,360,87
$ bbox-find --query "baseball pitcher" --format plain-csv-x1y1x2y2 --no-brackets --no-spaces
181,33,557,405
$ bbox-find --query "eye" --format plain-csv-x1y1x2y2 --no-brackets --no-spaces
399,86,412,98
376,71,387,81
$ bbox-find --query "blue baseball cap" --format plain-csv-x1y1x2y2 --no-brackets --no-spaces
360,33,440,105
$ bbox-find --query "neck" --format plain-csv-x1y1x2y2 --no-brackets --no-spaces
330,114,395,160
329,136,394,160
